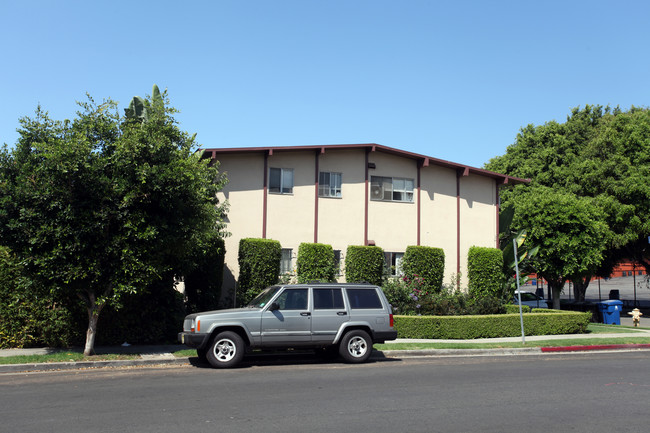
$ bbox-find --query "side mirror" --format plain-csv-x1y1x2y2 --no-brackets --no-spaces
268,302,280,312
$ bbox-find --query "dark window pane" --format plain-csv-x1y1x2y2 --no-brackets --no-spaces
269,167,281,193
314,288,344,309
346,289,382,309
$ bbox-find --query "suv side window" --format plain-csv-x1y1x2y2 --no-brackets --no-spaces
313,288,344,309
346,288,382,309
275,289,308,310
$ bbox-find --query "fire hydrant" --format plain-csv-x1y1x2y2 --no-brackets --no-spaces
627,308,643,327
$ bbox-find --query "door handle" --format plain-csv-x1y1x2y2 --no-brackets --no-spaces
337,311,347,316
301,312,311,316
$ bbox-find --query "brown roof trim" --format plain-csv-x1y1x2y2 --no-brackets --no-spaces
201,143,529,184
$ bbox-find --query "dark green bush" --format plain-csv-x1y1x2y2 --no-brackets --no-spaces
0,246,81,348
401,246,445,292
382,277,504,316
184,237,225,312
393,311,590,339
297,243,336,283
237,238,281,306
467,246,504,298
94,272,185,345
345,245,385,286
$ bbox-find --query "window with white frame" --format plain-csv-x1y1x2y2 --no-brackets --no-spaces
281,248,293,274
269,167,294,194
384,252,404,276
370,176,414,202
319,172,342,198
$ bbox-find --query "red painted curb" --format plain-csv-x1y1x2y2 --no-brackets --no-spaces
541,344,650,353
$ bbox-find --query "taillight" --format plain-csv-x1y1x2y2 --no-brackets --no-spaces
389,314,394,328
197,320,201,332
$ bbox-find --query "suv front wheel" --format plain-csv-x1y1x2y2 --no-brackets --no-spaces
206,331,245,368
339,330,373,363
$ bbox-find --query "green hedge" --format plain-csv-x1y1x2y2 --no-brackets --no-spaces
297,243,336,283
467,246,504,298
401,246,445,292
505,304,531,314
345,245,384,286
237,238,281,306
393,311,590,339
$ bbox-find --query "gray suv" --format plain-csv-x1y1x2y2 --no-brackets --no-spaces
178,283,397,368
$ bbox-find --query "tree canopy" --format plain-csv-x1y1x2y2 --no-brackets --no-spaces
486,105,650,304
0,87,227,354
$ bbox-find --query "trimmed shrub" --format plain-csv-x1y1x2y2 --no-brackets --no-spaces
183,237,226,312
393,311,590,339
505,304,531,314
467,246,504,298
296,243,336,283
401,246,445,292
345,245,384,286
237,238,282,306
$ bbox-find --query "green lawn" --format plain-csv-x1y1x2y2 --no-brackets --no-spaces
0,351,140,365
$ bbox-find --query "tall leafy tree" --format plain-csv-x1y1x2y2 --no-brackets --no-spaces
0,87,227,355
487,106,650,303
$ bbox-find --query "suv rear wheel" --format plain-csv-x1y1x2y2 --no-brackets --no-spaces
206,331,245,368
339,330,372,363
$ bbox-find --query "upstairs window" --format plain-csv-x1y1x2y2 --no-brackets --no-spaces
370,176,414,202
269,168,294,194
319,172,342,198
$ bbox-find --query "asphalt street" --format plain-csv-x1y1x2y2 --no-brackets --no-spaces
2,352,649,433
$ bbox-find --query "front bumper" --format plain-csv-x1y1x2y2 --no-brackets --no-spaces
178,332,209,349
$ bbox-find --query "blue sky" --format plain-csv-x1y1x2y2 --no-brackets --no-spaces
1,0,648,168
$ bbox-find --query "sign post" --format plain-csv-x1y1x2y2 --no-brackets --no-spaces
514,239,525,344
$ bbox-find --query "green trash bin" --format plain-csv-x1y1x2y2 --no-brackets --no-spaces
598,300,623,325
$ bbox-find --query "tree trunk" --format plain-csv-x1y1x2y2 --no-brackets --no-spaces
84,310,100,356
572,275,591,302
548,280,565,310
80,290,106,356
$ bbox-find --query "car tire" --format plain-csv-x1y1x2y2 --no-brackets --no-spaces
339,330,373,363
206,331,245,368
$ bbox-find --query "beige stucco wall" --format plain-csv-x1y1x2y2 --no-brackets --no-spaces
419,165,459,285
317,149,366,252
366,152,418,251
265,151,316,246
458,173,498,279
215,153,265,291
213,148,500,296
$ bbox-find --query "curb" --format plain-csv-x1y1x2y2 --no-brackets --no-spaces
541,343,650,353
379,347,542,358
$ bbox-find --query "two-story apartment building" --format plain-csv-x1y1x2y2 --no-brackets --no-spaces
203,143,527,295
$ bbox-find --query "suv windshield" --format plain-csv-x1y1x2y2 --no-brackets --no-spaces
247,286,281,308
